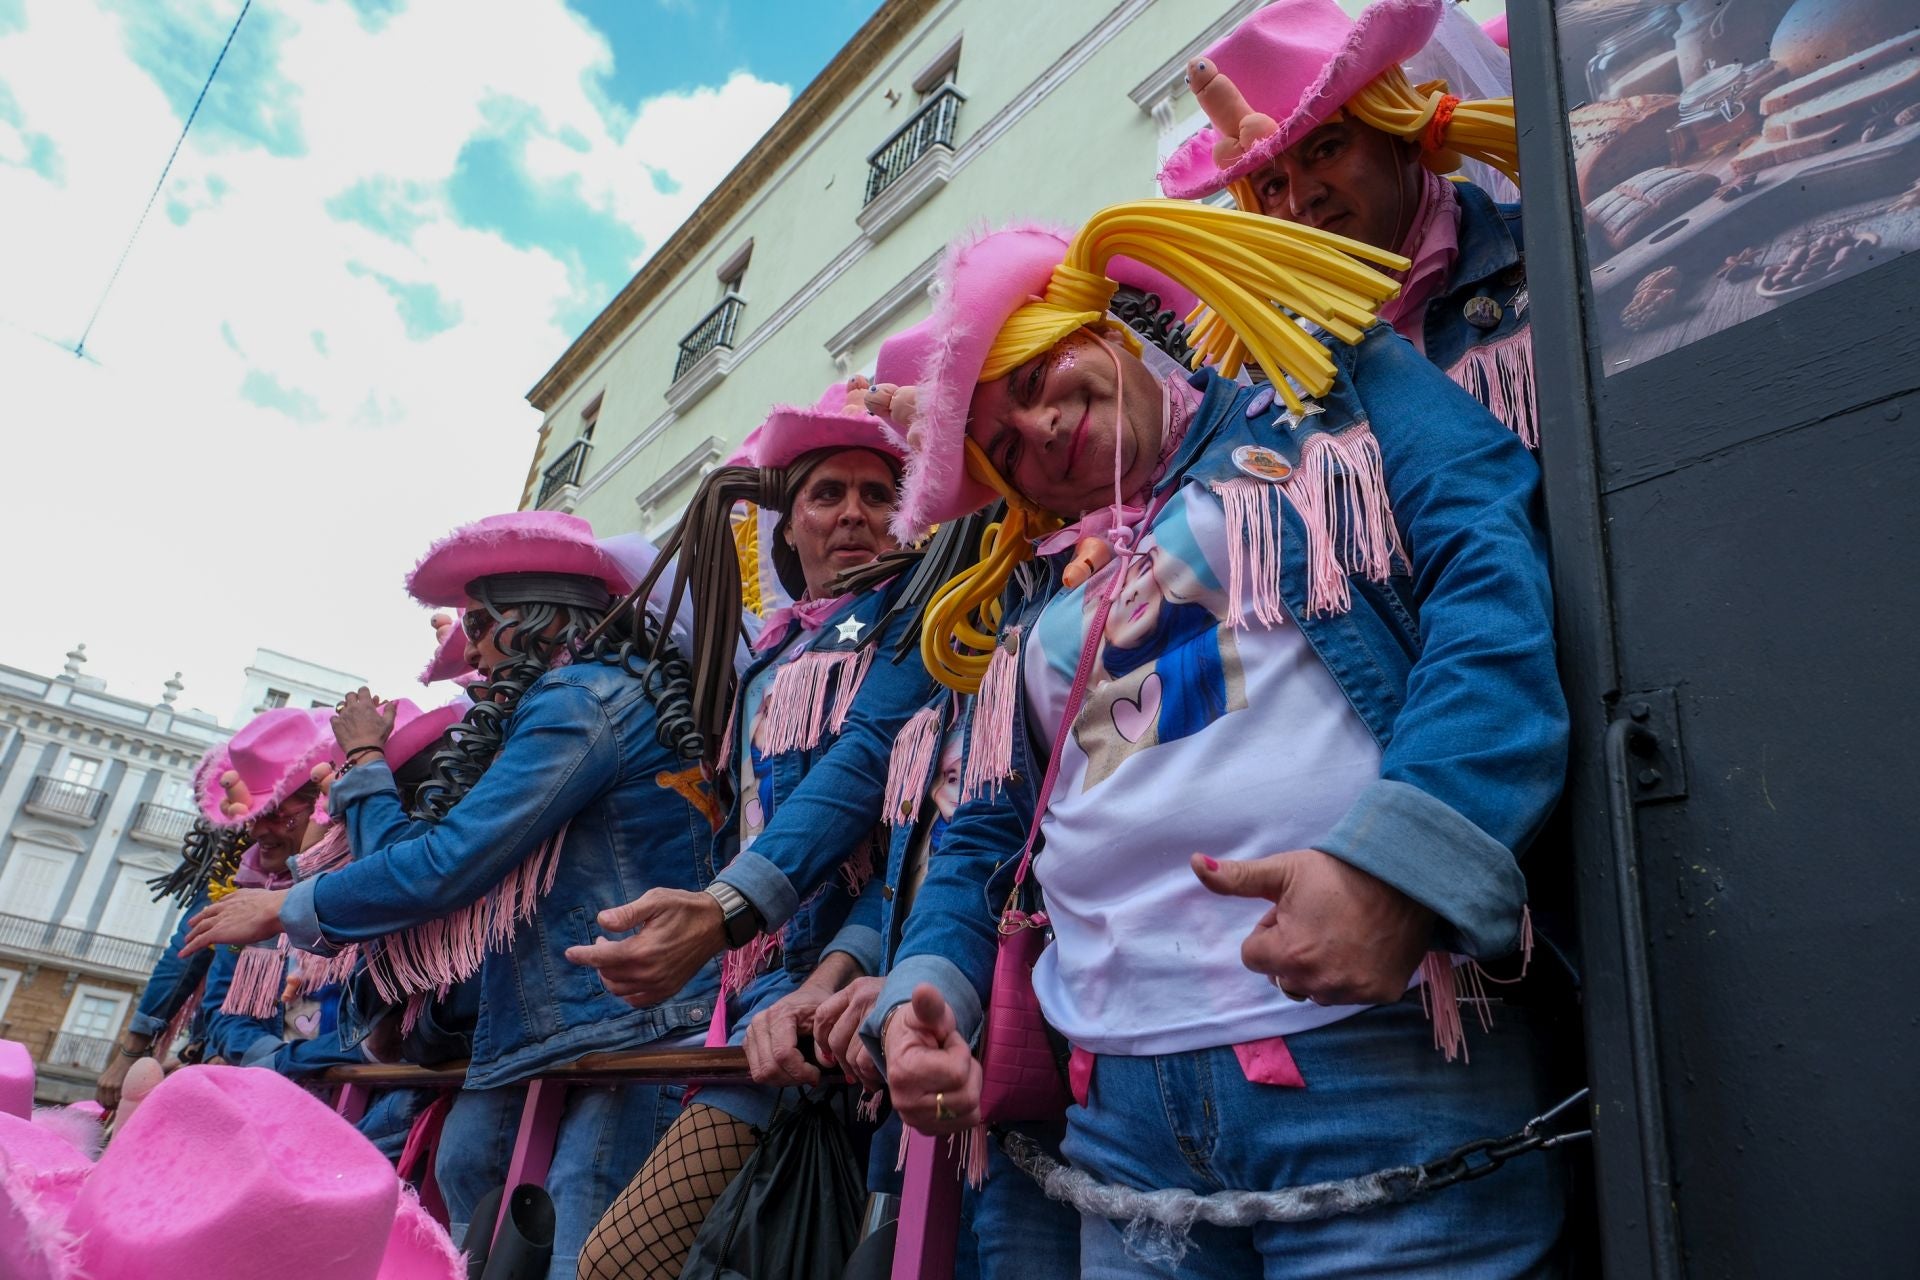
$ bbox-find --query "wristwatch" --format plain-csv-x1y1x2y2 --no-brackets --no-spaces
703,881,765,950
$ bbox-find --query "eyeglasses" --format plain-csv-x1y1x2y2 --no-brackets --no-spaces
461,608,496,642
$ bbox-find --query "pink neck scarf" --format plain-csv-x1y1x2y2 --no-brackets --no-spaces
1377,168,1462,355
752,592,856,654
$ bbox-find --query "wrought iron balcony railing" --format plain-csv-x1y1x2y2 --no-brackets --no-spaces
865,84,964,205
538,438,593,507
130,801,196,846
46,1030,115,1073
0,911,164,976
673,294,746,382
23,775,107,824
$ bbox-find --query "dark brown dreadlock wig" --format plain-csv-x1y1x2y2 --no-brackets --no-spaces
411,573,699,822
147,818,250,908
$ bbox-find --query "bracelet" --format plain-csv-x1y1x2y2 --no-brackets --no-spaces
876,1002,905,1058
344,745,385,762
118,1046,147,1060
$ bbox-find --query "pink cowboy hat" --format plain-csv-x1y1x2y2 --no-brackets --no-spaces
726,381,908,473
1482,13,1508,50
0,1066,461,1280
881,225,1074,543
194,706,344,829
1157,0,1444,200
418,614,479,686
406,511,632,608
384,697,466,773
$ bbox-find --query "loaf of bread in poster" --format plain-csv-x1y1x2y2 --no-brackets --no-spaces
1761,29,1920,116
1585,165,1720,251
1570,94,1681,203
1762,56,1920,140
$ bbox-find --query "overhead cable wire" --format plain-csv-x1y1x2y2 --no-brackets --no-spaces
73,0,253,359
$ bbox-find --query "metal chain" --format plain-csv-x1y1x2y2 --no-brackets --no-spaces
1001,1087,1592,1229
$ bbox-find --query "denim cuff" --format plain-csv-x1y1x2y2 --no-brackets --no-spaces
127,1011,167,1037
858,954,983,1080
279,878,341,957
239,1034,284,1069
820,924,883,979
328,759,397,811
1317,778,1527,957
714,850,799,929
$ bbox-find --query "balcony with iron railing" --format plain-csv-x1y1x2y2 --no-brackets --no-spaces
858,85,965,241
45,1030,114,1074
537,438,593,509
673,294,747,384
130,800,197,847
0,911,164,979
23,774,108,824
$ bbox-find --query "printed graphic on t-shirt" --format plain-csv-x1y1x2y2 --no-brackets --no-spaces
738,665,778,848
1035,487,1253,790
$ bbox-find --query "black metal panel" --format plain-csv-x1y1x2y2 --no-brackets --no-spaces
1512,1,1920,1274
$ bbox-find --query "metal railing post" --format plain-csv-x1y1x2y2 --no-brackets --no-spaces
493,1077,569,1245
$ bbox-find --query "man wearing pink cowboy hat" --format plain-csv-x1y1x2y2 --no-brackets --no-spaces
186,512,721,1280
1,1062,462,1279
1161,0,1539,446
566,381,940,1278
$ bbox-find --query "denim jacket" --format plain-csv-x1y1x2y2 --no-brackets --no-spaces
201,947,368,1076
712,577,938,981
281,659,721,1089
129,885,211,1038
863,327,1568,1051
1422,183,1529,397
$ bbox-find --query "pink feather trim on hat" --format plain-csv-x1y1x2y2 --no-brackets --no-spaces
884,223,1075,545
405,511,632,608
194,707,344,830
1157,0,1444,201
744,381,906,472
418,613,477,685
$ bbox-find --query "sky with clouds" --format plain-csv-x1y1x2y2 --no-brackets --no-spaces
0,0,875,725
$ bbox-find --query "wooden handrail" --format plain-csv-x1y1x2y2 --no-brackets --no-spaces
321,1046,750,1089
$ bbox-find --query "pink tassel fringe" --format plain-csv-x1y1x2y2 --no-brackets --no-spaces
856,1090,884,1123
366,824,570,1005
1215,425,1405,622
960,630,1021,803
289,945,360,999
1448,329,1539,448
757,649,874,756
958,1124,989,1189
158,975,204,1055
882,706,943,826
221,935,289,1018
720,929,783,997
294,824,352,879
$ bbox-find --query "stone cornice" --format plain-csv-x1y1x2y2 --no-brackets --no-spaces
526,0,943,412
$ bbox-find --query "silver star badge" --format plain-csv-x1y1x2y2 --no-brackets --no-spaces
1279,400,1326,431
835,617,866,643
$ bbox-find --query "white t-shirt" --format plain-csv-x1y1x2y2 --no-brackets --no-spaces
1022,482,1387,1056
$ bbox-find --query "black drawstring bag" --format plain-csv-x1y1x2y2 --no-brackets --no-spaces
680,1092,867,1280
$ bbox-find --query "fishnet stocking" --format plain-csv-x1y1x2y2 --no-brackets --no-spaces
576,1103,757,1279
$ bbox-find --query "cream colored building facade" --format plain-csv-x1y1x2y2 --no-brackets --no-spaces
520,0,1270,535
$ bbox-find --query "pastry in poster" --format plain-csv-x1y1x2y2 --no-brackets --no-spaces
1558,0,1920,370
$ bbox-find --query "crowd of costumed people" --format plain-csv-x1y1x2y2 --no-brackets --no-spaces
2,3,1580,1277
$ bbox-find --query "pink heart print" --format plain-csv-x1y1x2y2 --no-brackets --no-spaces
1111,671,1163,744
292,1010,320,1038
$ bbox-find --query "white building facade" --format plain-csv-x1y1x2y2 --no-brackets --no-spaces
519,0,1268,533
0,643,355,1102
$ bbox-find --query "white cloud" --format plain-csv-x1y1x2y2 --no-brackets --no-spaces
0,0,791,722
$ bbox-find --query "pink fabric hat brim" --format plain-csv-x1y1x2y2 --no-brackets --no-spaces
1482,14,1508,49
1157,0,1444,201
406,511,631,608
749,382,907,473
889,225,1074,544
419,620,475,685
385,699,466,771
65,1067,405,1280
195,707,344,830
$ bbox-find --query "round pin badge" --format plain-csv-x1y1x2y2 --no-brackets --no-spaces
1232,445,1292,482
1464,295,1503,330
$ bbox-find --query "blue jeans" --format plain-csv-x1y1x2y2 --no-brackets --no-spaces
969,1123,1081,1279
356,1086,431,1162
1062,999,1565,1278
437,1082,681,1280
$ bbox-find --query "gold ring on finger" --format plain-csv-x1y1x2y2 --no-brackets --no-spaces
935,1091,953,1122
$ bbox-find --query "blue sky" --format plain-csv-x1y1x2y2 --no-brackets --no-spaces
0,0,875,717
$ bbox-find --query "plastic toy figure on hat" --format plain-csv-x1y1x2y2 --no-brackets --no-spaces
183,509,725,1277
1159,0,1539,445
